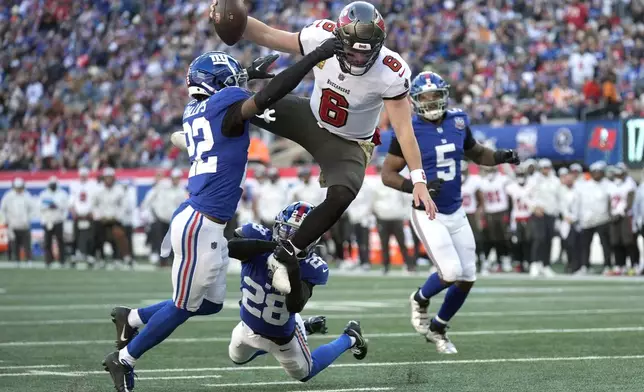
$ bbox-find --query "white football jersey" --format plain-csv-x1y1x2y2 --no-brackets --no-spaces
299,20,411,140
461,175,482,215
506,182,531,222
480,174,510,214
609,179,637,216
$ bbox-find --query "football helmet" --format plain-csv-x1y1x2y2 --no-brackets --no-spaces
410,71,450,121
334,1,386,76
273,201,318,258
186,51,248,99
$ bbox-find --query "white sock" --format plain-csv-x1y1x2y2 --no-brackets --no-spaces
128,309,144,328
119,347,136,368
348,336,357,347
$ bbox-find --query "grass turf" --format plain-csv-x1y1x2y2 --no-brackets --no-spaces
1,268,643,392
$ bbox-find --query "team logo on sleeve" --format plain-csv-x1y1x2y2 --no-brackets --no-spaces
454,117,465,130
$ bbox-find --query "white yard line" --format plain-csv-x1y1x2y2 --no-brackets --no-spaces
2,307,642,327
2,326,644,348
2,355,643,379
0,365,68,370
138,375,222,381
204,381,302,388
290,388,394,392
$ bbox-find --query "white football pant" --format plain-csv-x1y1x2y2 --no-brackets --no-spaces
169,204,229,311
410,207,477,282
229,313,312,380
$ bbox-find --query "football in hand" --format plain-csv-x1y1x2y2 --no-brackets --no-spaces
211,0,248,46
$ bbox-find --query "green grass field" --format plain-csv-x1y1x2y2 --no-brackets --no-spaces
1,268,644,392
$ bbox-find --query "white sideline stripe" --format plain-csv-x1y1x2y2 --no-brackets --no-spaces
3,307,642,327
291,389,394,392
3,294,644,312
0,365,68,370
2,355,644,378
205,381,301,388
139,375,222,381
2,326,644,348
2,307,641,327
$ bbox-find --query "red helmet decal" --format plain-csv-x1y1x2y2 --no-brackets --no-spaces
375,13,386,33
338,7,352,27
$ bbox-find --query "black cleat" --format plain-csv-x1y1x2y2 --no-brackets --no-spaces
102,351,135,392
344,320,368,360
304,316,328,335
111,307,138,350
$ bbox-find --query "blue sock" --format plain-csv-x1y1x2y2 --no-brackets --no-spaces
301,334,353,382
436,284,470,323
127,302,192,358
417,272,448,300
138,300,173,324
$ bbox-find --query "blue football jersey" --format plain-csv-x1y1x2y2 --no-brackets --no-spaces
238,223,329,338
182,87,251,221
389,109,475,215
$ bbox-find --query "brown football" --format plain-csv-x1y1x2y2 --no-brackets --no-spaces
212,0,248,46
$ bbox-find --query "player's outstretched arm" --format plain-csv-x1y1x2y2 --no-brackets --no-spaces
236,38,341,122
382,146,443,197
463,127,519,166
243,17,301,54
385,98,437,217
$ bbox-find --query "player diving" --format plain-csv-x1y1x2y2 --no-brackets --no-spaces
102,37,343,392
228,201,368,381
381,72,520,353
210,1,437,294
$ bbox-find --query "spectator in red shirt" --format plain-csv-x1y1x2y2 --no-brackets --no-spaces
565,0,588,30
583,77,602,104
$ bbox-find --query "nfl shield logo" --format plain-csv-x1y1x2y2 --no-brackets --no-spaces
338,74,345,81
454,117,465,130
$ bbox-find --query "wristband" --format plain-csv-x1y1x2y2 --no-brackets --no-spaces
410,169,427,184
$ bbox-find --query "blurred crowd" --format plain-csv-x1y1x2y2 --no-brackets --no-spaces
1,0,644,170
3,161,644,276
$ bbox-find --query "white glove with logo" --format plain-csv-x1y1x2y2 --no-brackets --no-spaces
256,108,276,123
266,255,291,294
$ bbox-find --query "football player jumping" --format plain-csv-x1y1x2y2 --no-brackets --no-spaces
381,72,520,354
102,40,341,392
229,201,368,381
210,1,436,293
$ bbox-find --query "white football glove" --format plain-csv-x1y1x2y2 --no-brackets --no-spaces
267,255,291,294
256,108,276,123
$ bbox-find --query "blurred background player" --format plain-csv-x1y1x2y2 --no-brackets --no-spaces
94,167,132,269
70,168,97,267
460,161,485,272
0,178,34,266
372,161,414,274
38,176,69,268
121,178,138,268
479,165,512,273
347,178,374,271
229,201,368,382
609,164,638,275
575,161,612,275
102,38,342,392
526,159,560,277
559,167,579,274
381,71,519,354
141,168,186,266
506,165,532,274
255,167,288,228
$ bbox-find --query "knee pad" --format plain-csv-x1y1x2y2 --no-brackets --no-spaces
194,300,223,316
439,262,463,283
326,185,356,210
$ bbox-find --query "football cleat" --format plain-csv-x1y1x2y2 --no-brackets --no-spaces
304,316,328,335
425,321,458,354
102,351,135,392
409,290,430,335
111,307,138,350
344,320,368,360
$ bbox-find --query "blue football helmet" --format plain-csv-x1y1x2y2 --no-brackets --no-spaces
273,201,318,258
410,71,450,121
186,51,248,99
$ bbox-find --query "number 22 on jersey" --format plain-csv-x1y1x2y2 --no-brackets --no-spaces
183,116,218,177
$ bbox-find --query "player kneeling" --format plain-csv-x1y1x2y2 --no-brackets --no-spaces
228,201,367,381
381,72,519,354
